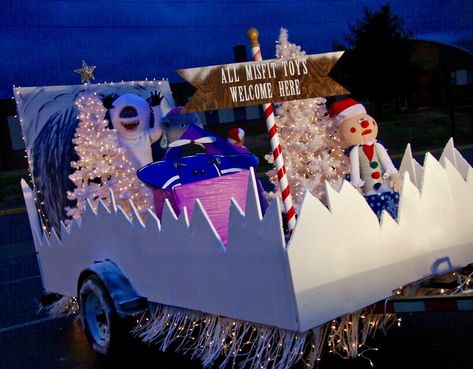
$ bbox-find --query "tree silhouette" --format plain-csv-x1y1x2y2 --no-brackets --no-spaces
332,3,415,113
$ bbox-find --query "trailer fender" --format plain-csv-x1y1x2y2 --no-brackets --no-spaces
78,260,148,318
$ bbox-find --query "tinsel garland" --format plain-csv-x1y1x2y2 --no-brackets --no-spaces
38,296,79,318
37,294,396,368
327,309,398,366
39,267,473,368
134,304,328,369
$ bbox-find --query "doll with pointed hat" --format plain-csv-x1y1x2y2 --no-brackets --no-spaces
227,127,246,148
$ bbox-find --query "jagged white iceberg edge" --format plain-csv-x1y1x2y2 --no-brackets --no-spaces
24,167,296,330
288,138,473,330
23,140,473,332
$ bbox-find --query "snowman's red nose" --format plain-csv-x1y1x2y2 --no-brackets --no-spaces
361,120,369,128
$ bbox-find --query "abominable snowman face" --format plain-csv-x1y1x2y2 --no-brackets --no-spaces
109,94,150,140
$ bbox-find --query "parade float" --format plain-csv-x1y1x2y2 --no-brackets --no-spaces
16,29,473,369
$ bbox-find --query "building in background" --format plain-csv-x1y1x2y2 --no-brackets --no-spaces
409,40,473,108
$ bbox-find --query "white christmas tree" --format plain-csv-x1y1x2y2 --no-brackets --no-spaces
65,92,153,223
265,28,350,210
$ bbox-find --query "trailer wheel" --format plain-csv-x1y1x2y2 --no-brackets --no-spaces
79,274,127,356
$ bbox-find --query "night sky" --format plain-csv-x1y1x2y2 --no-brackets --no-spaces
1,0,472,98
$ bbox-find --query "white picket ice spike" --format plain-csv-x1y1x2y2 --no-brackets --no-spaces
50,227,61,246
399,143,419,188
228,197,245,219
25,140,473,332
226,198,246,250
440,138,456,167
188,199,225,251
161,198,178,224
443,158,473,216
178,206,190,227
440,137,470,180
156,200,191,276
379,208,396,227
456,152,472,180
86,198,97,216
260,197,285,247
140,212,161,254
97,199,111,217
419,153,463,272
396,172,420,224
145,208,161,231
233,195,246,213
60,221,70,236
71,218,81,234
116,204,132,224
128,199,145,228
109,189,118,212
245,167,263,221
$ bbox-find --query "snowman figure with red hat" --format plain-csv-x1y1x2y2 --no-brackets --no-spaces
330,98,401,218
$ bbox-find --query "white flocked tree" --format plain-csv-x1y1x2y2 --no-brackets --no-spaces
65,92,153,223
265,28,350,210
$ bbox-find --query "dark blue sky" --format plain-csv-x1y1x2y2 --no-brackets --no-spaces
1,0,472,98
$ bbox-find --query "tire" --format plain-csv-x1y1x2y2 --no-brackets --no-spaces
79,274,129,356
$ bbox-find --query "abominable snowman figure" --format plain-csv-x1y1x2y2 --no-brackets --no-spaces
330,98,401,218
107,92,164,169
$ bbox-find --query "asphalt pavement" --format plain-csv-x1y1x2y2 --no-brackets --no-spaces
1,148,473,369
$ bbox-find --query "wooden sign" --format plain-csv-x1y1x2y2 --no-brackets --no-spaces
178,52,348,113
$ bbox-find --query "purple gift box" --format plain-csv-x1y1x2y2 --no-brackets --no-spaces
153,171,250,244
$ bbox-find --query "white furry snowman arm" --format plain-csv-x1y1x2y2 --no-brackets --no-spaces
149,106,163,143
375,142,398,178
349,146,365,188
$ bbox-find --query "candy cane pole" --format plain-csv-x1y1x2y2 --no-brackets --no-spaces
247,28,296,234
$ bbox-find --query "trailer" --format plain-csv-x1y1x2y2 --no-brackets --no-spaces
21,141,473,365
15,77,473,368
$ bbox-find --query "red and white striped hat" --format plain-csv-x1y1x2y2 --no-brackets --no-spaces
329,98,366,124
228,127,245,144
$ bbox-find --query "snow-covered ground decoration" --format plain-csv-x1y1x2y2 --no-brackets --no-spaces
24,140,473,333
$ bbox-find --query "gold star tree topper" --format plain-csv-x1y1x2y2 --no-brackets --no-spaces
74,60,96,83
